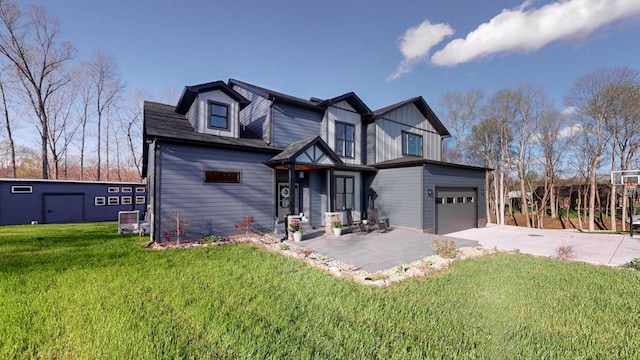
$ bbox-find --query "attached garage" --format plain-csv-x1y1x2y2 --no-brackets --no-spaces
368,158,489,234
435,188,477,234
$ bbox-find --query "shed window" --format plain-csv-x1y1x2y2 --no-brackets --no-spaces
121,196,132,205
11,185,32,193
108,196,119,205
108,187,119,193
135,187,146,193
204,170,240,183
136,196,146,204
402,131,423,157
95,197,106,206
121,187,132,193
335,122,355,158
208,101,229,129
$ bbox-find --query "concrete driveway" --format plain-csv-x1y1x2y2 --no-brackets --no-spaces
447,224,640,267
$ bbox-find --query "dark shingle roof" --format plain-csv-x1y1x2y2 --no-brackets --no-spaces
143,101,279,152
317,92,372,114
372,96,451,137
175,81,250,115
265,136,342,166
373,156,490,171
229,79,323,112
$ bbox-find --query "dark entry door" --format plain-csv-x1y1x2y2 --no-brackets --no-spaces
44,194,84,224
435,188,477,234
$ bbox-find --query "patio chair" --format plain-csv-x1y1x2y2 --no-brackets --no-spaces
358,222,369,235
377,220,388,233
346,210,360,233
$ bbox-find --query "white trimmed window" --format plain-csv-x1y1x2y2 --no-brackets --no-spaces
135,187,146,193
11,185,32,193
121,187,132,193
108,196,119,205
108,187,119,193
95,197,106,206
121,196,132,205
136,196,146,204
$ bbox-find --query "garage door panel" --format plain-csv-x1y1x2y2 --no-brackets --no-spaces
435,188,476,234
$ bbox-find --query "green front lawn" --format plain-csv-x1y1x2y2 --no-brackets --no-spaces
1,223,639,358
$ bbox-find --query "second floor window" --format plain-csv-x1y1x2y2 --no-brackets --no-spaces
209,101,229,129
402,131,423,157
335,122,355,158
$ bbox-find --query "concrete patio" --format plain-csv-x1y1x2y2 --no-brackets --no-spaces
285,227,479,272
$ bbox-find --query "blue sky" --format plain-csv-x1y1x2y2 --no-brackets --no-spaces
26,0,640,112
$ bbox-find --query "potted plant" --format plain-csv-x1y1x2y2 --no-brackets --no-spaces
332,221,344,236
288,218,303,242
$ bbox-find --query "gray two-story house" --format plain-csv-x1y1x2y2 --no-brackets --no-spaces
142,79,488,242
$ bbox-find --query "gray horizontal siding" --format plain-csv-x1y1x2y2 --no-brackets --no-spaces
424,164,486,230
272,104,322,148
156,143,274,240
370,167,422,230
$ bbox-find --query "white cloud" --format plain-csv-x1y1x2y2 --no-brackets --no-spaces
431,0,640,67
387,20,453,80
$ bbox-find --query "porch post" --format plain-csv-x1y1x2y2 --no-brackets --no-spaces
288,161,296,216
329,167,335,211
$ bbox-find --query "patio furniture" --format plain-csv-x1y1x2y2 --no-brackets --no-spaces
377,219,388,233
346,209,361,233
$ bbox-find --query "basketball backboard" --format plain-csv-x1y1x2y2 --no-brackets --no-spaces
611,170,640,186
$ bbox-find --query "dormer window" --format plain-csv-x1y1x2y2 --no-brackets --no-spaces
208,100,229,129
335,122,355,158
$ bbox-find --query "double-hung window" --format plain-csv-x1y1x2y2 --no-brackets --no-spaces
402,131,423,157
208,101,229,129
335,176,354,210
335,122,355,158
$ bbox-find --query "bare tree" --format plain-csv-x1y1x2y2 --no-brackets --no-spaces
566,68,622,231
46,78,79,179
0,66,15,177
438,89,484,163
0,1,75,179
118,93,144,180
87,50,125,180
73,62,96,180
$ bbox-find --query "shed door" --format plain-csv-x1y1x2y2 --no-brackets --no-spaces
435,188,476,234
44,194,84,224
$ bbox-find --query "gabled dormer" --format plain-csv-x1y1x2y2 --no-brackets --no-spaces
175,81,250,138
367,96,450,164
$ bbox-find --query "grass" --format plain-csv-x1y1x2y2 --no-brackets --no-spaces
2,222,640,358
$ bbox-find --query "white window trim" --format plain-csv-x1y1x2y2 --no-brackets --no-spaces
121,187,132,193
108,187,119,193
135,187,146,193
11,185,33,193
95,196,106,206
121,196,132,205
136,196,146,204
108,196,119,205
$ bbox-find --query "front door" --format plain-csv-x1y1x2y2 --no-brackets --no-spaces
277,182,299,221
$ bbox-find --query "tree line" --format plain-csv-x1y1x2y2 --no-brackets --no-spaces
0,0,142,182
439,67,640,232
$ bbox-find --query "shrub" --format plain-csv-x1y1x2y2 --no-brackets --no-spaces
234,215,256,234
555,244,574,260
431,238,457,258
201,235,224,244
623,258,640,270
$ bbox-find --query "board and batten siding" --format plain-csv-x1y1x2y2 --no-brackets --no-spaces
369,167,423,230
234,85,273,144
309,169,327,227
374,104,442,163
148,141,157,239
155,143,274,240
324,101,362,165
271,104,323,148
423,164,487,231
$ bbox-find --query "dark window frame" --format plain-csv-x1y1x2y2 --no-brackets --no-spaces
207,100,229,130
204,170,241,184
335,121,355,159
334,175,355,211
402,131,423,157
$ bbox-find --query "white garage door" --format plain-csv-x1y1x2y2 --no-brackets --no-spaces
435,188,477,234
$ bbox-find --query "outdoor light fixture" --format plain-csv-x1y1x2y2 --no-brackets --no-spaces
481,189,485,195
428,189,433,197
